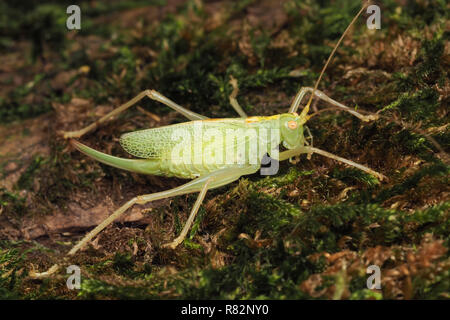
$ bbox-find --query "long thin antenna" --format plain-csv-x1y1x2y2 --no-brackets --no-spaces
298,1,370,119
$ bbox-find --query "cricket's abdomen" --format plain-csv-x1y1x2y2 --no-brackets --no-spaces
120,117,281,179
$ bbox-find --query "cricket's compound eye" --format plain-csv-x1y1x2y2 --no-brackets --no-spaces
287,120,298,130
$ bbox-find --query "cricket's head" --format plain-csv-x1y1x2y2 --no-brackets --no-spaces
279,113,305,149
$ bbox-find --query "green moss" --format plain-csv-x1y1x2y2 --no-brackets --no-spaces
239,192,301,236
108,47,138,98
388,0,447,29
172,243,314,299
0,74,49,123
257,167,314,188
350,289,383,300
0,241,52,299
16,156,46,190
0,247,24,299
332,168,380,187
0,189,26,218
25,4,68,60
373,163,449,203
413,34,446,87
382,32,446,125
112,252,138,278
79,279,158,299
80,0,166,17
292,202,449,253
413,268,450,299
380,88,439,122
0,2,67,52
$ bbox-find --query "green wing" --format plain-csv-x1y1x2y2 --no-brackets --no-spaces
120,126,180,159
119,119,257,160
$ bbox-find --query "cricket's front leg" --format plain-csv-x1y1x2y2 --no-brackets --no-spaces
278,146,386,181
228,75,248,118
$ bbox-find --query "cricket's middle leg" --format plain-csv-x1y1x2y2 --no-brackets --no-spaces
62,90,208,139
289,87,378,122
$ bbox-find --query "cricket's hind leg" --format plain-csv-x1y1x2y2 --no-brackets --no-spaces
289,87,378,122
62,90,209,139
29,165,259,279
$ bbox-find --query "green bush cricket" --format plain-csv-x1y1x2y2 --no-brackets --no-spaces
31,1,386,278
